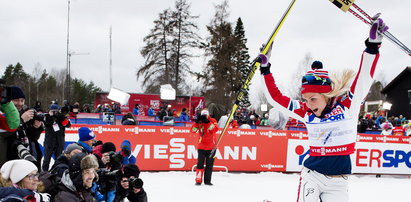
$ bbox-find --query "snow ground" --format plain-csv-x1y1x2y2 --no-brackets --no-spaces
140,171,411,202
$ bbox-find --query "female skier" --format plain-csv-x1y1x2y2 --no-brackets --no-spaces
259,16,388,202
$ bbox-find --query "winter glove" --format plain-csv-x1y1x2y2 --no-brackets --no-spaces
258,43,273,75
258,54,271,75
35,192,51,202
369,13,388,43
365,14,389,53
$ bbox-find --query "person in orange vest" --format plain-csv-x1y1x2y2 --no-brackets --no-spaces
190,109,218,185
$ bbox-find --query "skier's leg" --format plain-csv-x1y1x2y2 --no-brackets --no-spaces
319,175,349,202
196,149,206,184
204,150,215,184
297,168,321,202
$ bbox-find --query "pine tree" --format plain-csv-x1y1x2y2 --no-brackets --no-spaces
232,17,251,108
203,0,236,111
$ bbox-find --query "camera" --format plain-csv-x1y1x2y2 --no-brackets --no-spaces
32,109,46,122
107,151,123,165
17,144,37,163
129,178,143,189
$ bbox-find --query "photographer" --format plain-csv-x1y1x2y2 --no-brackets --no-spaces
42,103,71,171
95,142,123,202
114,164,147,202
190,109,218,186
7,86,44,170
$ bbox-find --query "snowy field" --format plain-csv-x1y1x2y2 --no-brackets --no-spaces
140,171,411,202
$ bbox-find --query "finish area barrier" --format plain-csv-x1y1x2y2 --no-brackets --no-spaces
62,125,411,174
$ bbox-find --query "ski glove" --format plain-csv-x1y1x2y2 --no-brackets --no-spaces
369,13,389,43
258,54,271,75
365,14,388,54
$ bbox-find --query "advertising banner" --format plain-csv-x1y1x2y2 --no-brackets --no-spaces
59,125,411,174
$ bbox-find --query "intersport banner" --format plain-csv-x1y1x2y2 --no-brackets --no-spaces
63,125,411,174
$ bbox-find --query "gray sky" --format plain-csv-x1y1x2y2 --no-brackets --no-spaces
1,0,410,102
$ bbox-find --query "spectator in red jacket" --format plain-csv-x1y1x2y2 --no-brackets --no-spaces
190,109,218,186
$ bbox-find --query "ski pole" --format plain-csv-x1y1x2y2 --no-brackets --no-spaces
329,0,411,56
209,0,298,158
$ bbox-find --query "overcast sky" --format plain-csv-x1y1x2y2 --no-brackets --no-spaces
1,0,410,104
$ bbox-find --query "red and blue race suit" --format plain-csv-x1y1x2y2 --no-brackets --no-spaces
261,50,379,175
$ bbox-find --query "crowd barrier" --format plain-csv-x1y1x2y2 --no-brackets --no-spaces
45,124,411,174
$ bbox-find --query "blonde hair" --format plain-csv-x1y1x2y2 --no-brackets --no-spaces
323,69,356,98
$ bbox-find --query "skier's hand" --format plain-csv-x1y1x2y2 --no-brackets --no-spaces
259,43,273,60
369,13,388,43
258,54,271,75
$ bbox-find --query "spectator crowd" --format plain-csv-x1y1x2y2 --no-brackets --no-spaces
0,85,147,202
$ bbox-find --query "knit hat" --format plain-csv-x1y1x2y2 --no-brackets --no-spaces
78,127,96,141
311,61,323,70
1,160,37,184
10,86,26,100
301,69,332,94
65,143,83,154
101,142,116,154
50,104,60,111
123,164,140,178
120,140,132,151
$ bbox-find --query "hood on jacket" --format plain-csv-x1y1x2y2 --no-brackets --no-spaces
61,170,76,193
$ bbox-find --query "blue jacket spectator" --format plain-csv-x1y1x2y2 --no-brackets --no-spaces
133,104,139,116
120,140,136,165
179,108,190,122
148,106,155,117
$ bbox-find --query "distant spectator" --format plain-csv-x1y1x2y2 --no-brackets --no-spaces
392,125,405,136
179,108,189,122
147,105,155,117
375,115,384,128
358,116,368,133
32,101,43,112
260,112,269,126
69,102,80,120
95,104,102,113
404,123,411,136
81,104,92,113
112,102,121,114
122,112,137,125
381,122,393,135
158,105,172,121
133,104,140,116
